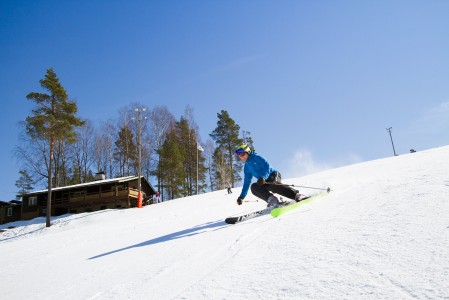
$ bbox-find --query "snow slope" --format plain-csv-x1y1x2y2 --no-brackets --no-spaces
1,146,448,299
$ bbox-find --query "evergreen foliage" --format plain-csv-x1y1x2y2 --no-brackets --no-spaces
158,126,186,199
156,117,207,199
209,110,243,188
114,125,137,177
25,68,84,227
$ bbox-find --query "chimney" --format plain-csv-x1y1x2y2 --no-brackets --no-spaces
95,171,106,181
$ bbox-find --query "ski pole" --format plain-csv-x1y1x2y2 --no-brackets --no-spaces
243,199,259,202
264,182,331,193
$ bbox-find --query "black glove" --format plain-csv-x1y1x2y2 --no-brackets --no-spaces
237,197,243,205
257,178,266,186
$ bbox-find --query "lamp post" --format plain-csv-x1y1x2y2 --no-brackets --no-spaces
153,148,163,201
386,127,397,156
135,108,146,207
197,142,204,195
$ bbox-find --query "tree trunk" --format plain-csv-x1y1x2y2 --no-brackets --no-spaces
46,135,54,227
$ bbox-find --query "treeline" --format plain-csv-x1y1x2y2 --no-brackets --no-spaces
15,68,254,202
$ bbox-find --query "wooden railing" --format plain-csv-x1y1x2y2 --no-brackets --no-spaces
128,188,139,198
41,188,135,206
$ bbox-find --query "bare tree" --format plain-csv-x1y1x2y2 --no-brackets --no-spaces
93,120,117,179
15,130,49,186
72,119,95,183
53,139,70,187
212,147,229,190
203,138,216,191
149,106,174,151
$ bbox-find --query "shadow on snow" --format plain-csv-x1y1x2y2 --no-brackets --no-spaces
88,220,227,260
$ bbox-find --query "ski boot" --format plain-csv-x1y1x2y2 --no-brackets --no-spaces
267,195,281,207
295,193,308,202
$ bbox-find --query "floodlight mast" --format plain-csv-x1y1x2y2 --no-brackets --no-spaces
135,108,146,207
386,127,397,156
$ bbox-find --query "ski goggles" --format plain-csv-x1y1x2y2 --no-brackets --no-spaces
235,146,250,156
235,148,246,156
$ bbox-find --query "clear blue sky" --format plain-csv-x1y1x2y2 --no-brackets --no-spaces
1,0,448,200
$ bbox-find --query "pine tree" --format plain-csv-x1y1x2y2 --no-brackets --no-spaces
176,118,194,194
176,117,207,195
158,128,185,199
210,110,243,187
242,130,254,149
25,68,84,227
114,125,137,176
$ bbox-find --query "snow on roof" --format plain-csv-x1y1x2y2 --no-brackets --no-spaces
27,176,141,195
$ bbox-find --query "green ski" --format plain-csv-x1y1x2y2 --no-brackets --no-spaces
271,192,328,217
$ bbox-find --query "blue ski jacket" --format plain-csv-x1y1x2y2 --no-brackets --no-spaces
239,151,277,199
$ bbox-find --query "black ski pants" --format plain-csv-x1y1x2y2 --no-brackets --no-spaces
250,171,298,202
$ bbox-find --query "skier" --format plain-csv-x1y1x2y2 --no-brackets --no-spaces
226,180,233,194
153,191,161,204
234,144,306,207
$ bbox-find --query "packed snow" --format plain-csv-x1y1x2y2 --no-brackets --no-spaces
1,146,448,299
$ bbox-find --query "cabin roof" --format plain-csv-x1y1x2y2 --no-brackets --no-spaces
25,176,152,195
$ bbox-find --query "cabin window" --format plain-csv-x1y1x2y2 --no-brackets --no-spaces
72,190,85,197
7,207,12,216
29,196,37,206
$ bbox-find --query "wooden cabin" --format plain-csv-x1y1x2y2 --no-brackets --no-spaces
0,200,22,225
21,175,156,220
